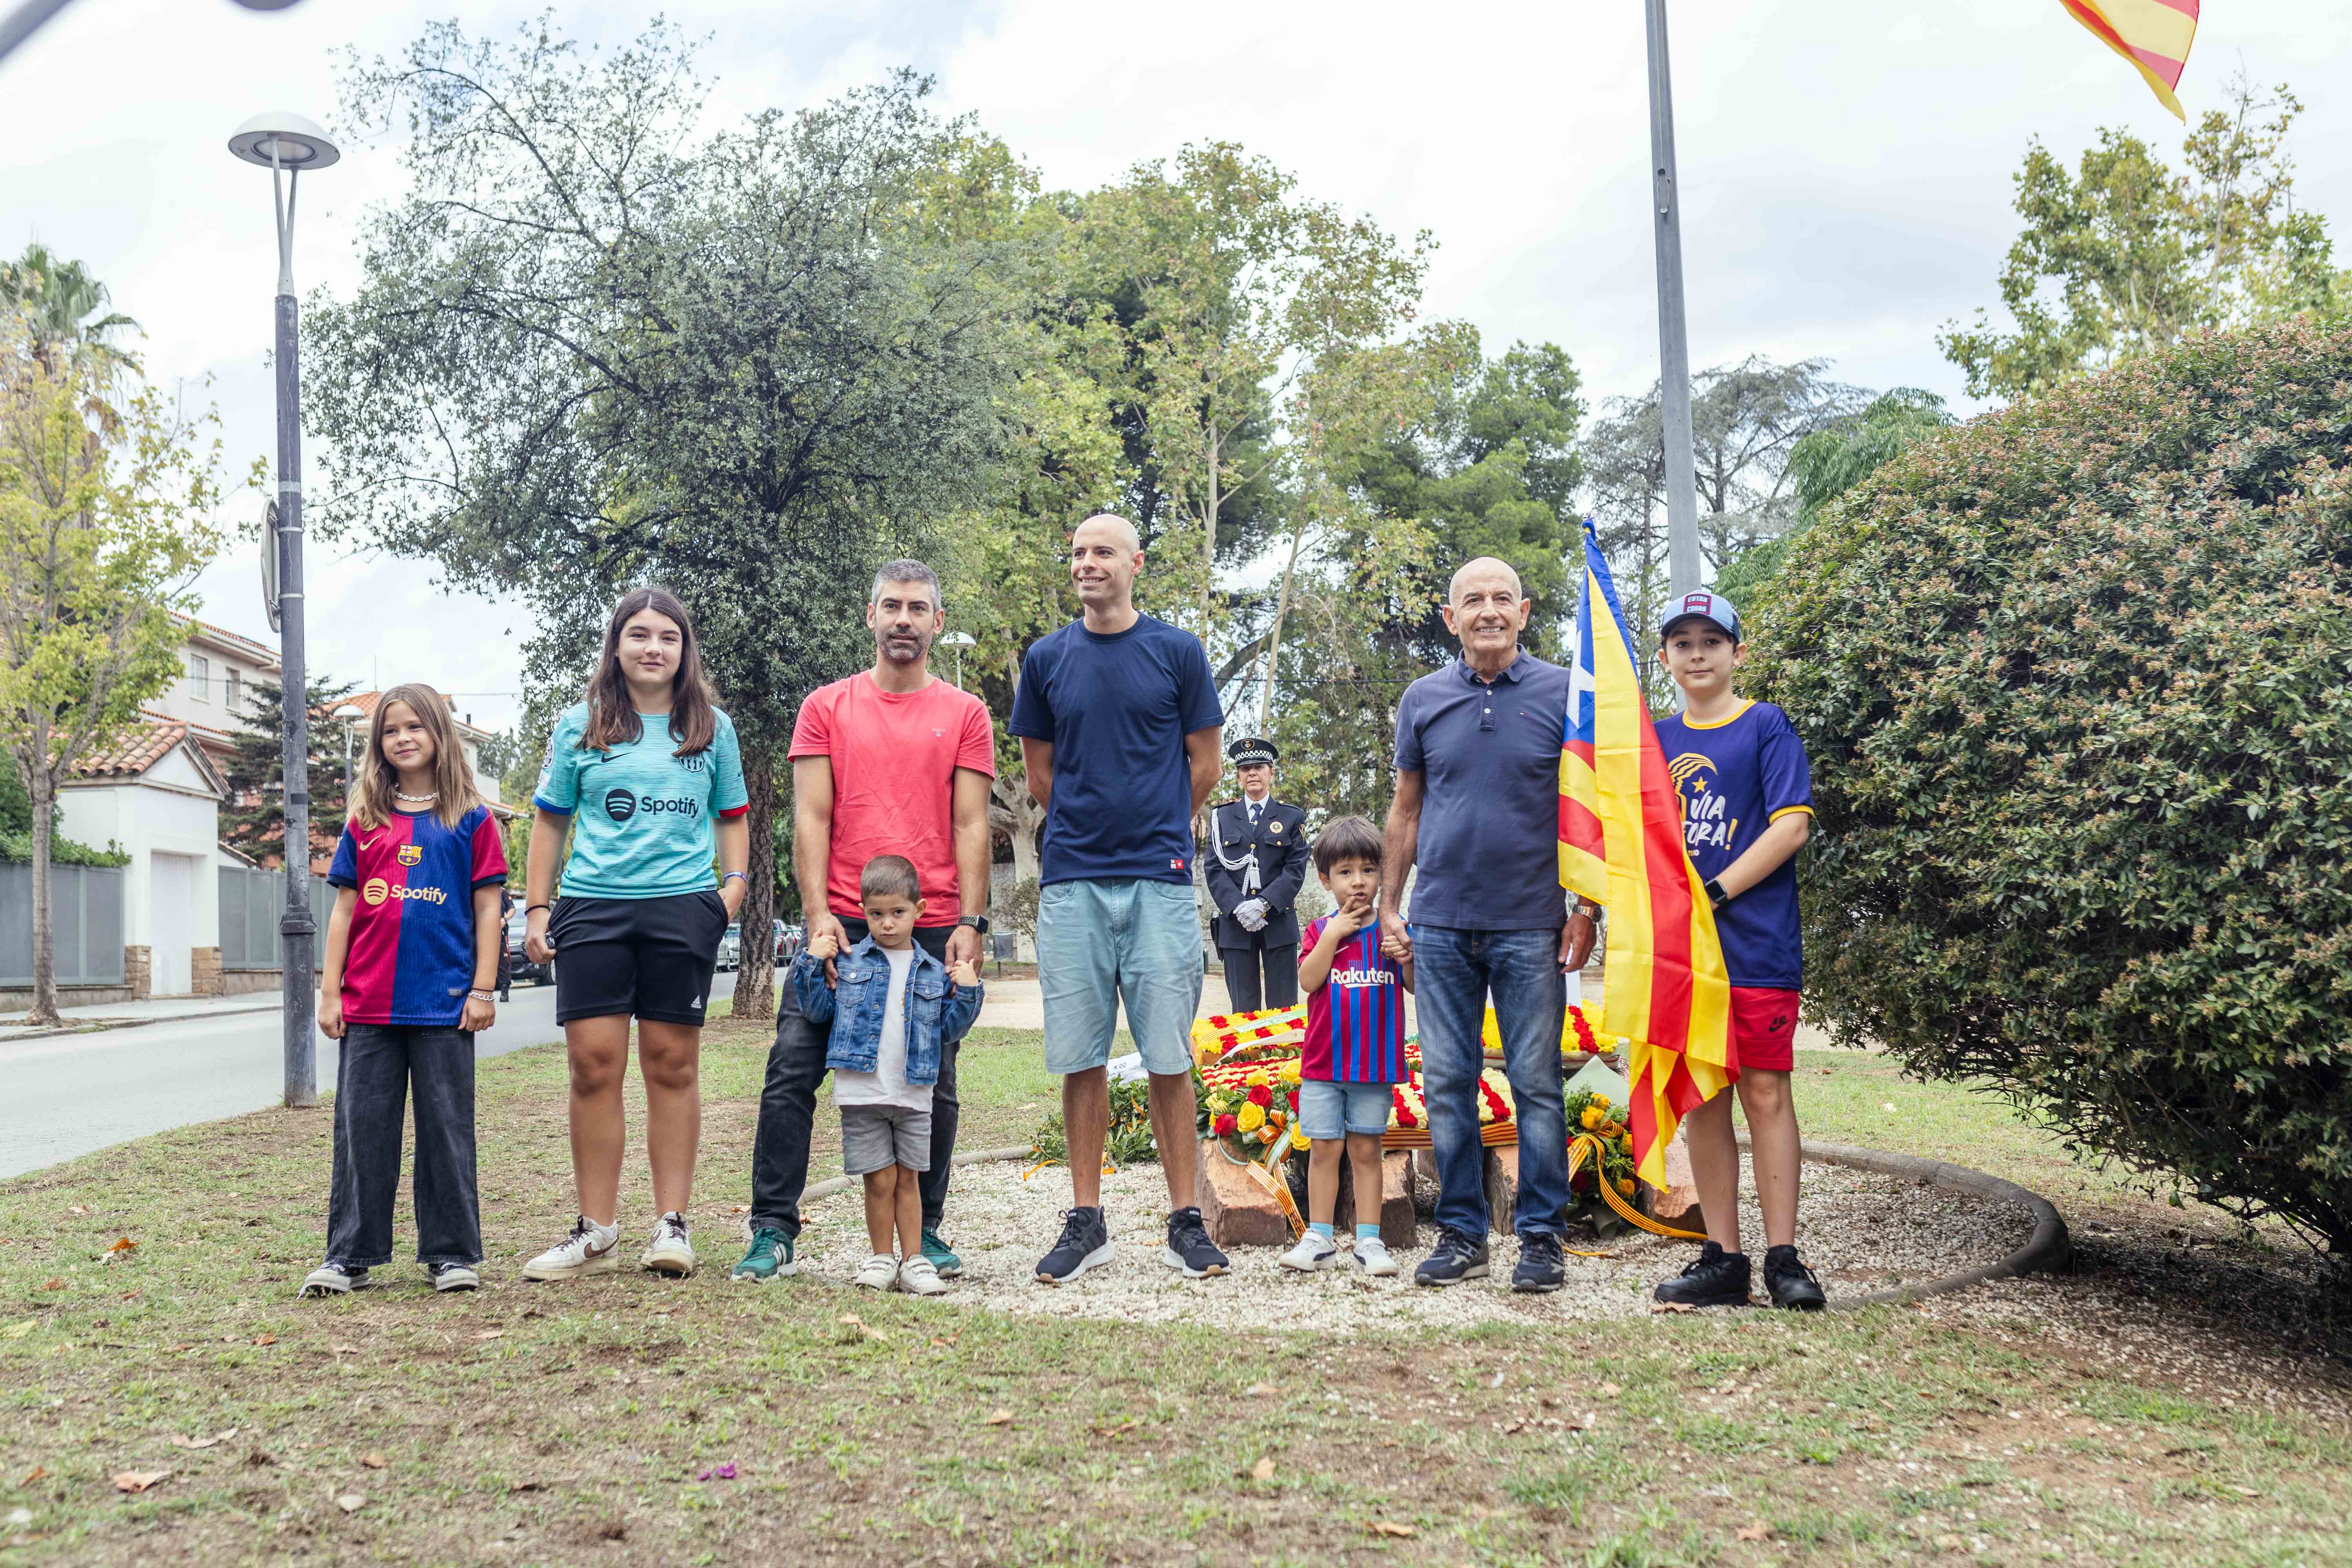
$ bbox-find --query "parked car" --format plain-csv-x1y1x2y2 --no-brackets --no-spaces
505,910,554,986
717,923,741,972
775,919,802,961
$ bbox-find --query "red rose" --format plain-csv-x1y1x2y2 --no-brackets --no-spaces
1213,1113,1238,1137
1286,1089,1299,1111
1248,1083,1273,1108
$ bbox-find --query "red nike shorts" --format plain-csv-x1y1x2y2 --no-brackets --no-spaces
1728,986,1801,1074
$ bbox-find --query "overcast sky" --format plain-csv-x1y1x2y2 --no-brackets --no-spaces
5,0,2349,734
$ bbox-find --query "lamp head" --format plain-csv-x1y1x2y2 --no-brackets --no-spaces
228,112,340,171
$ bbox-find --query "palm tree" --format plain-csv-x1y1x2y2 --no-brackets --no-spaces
0,243,140,374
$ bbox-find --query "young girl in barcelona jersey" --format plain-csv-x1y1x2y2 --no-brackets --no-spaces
522,588,749,1282
300,686,508,1298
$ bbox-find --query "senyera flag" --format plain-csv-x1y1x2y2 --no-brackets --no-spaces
2061,0,2199,120
1559,520,1734,1190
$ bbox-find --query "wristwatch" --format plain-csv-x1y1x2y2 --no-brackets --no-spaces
956,915,991,935
1704,877,1730,911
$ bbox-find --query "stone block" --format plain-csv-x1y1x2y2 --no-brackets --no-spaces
1483,1144,1521,1236
1652,1127,1704,1233
123,945,150,1001
1332,1150,1417,1250
1195,1140,1291,1249
191,946,223,997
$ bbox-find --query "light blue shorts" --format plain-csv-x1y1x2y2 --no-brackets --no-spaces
1036,878,1203,1077
1299,1078,1394,1140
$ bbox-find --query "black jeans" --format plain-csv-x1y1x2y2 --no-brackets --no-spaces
748,920,961,1241
324,1024,481,1267
1219,944,1299,1011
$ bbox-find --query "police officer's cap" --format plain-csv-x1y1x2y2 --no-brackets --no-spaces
1227,736,1278,768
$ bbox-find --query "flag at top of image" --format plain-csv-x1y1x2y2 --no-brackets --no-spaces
2061,0,2200,120
1558,521,1734,1189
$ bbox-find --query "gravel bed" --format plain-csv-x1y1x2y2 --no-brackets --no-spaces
791,1155,2040,1328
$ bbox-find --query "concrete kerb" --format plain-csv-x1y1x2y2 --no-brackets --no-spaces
797,1137,2072,1313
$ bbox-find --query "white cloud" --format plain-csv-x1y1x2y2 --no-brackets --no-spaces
6,0,2349,730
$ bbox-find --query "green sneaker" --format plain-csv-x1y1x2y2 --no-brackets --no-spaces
730,1227,797,1283
920,1228,963,1278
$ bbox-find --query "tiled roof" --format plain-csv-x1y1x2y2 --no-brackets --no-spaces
73,720,191,779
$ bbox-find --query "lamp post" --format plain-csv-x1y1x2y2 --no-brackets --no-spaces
940,632,975,690
230,111,339,1109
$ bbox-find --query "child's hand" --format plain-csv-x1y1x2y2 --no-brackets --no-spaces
317,992,345,1040
946,958,979,987
462,993,496,1032
806,931,838,961
1330,899,1374,939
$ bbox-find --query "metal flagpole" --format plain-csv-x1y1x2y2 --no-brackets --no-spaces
1644,0,1703,601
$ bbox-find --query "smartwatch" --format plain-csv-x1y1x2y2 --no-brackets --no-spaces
957,915,991,935
1704,877,1730,911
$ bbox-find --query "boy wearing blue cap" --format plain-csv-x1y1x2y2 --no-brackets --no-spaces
1648,590,1828,1311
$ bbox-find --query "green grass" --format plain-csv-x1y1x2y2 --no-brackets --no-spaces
0,1018,2345,1564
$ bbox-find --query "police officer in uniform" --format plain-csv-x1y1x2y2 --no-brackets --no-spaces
1203,737,1312,1011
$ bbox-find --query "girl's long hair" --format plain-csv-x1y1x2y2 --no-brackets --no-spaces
350,683,485,831
578,586,718,755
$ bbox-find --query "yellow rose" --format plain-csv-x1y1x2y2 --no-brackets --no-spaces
1591,1093,1610,1108
1246,1069,1271,1089
1580,1106,1603,1130
1290,1124,1310,1151
1237,1102,1265,1133
1616,1177,1636,1197
1278,1062,1302,1085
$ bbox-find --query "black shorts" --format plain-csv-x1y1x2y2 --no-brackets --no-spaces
548,890,728,1026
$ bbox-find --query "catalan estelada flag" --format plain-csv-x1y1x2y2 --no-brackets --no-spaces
2061,0,2199,120
1559,521,1735,1190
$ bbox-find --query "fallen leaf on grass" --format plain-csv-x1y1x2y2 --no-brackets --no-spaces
1243,1383,1274,1397
1503,1419,1526,1436
727,1205,748,1215
20,1467,45,1485
473,1330,505,1341
335,1492,365,1513
332,1344,359,1356
1089,1418,1139,1438
1737,1519,1774,1542
982,1410,1013,1427
104,1237,135,1258
1598,1381,1622,1397
835,1314,886,1344
40,1279,62,1292
112,1470,169,1494
510,1479,544,1493
2230,1485,2261,1497
1367,1521,1416,1538
67,1205,86,1216
243,1452,273,1469
169,1430,237,1450
1250,1455,1275,1481
360,1453,387,1470
1650,1301,1697,1315
250,1334,277,1346
927,1334,961,1349
2,1320,33,1340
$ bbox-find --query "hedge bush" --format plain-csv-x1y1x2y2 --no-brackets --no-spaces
1745,320,2352,1257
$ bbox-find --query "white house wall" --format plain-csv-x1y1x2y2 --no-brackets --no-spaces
58,776,221,953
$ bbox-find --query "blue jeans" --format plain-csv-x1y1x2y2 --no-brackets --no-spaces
1410,925,1569,1240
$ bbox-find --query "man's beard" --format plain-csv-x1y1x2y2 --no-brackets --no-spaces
880,634,928,665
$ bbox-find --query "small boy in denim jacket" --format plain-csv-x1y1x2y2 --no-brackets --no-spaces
795,855,982,1295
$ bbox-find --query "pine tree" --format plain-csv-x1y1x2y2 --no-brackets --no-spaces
221,675,358,869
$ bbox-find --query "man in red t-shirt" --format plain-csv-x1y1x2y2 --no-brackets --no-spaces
734,561,996,1283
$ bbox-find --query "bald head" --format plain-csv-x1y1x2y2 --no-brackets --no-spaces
1448,556,1523,605
1069,512,1145,620
1074,513,1142,554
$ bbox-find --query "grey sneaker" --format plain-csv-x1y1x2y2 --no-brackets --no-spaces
1036,1207,1114,1284
1164,1207,1229,1278
298,1262,370,1298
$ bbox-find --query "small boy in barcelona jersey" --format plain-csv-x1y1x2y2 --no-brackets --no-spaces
300,685,508,1299
1279,815,1412,1278
1647,591,1828,1311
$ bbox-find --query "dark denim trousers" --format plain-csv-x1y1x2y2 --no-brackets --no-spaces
1410,924,1570,1240
748,922,961,1240
324,1023,481,1267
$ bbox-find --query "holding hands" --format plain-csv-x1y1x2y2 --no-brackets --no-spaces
947,958,980,987
806,912,847,985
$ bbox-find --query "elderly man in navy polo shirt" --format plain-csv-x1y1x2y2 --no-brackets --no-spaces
1380,556,1599,1293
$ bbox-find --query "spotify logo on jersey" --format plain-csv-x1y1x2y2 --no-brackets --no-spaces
604,788,701,823
605,788,638,822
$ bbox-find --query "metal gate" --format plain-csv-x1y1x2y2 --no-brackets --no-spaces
0,862,126,987
218,866,331,970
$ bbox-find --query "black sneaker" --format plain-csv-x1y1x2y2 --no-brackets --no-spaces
1511,1232,1566,1294
1653,1240,1752,1307
298,1262,369,1298
1413,1227,1491,1288
1035,1207,1114,1285
1163,1207,1229,1278
1764,1244,1828,1312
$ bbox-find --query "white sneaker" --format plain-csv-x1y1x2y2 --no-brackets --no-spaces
429,1263,480,1293
853,1253,900,1290
1279,1231,1340,1272
897,1255,948,1296
522,1218,622,1281
1353,1236,1400,1277
641,1212,695,1277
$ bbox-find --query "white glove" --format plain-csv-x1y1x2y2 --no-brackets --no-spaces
1234,898,1270,931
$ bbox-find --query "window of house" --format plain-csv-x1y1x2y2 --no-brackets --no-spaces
188,653,209,702
225,668,241,711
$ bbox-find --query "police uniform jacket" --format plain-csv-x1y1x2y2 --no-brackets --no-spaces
1203,798,1310,950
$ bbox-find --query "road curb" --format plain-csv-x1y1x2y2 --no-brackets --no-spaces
0,1002,284,1044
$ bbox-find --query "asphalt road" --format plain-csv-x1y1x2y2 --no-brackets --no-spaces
0,970,739,1180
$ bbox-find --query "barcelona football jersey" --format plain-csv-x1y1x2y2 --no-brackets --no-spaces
1301,915,1407,1084
326,805,508,1026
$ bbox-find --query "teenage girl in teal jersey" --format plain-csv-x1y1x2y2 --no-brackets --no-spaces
521,588,750,1281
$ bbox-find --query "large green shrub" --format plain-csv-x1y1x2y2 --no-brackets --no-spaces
1746,320,2352,1255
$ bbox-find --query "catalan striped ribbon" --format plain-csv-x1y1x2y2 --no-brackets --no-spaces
2061,0,2199,120
1558,520,1735,1190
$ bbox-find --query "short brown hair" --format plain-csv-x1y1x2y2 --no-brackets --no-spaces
859,855,921,904
1312,815,1383,875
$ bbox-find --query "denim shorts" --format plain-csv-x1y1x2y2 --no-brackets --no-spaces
1299,1078,1394,1140
1036,878,1203,1076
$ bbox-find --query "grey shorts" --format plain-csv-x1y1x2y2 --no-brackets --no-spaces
840,1102,932,1176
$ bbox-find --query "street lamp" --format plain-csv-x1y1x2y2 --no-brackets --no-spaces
333,702,365,803
230,110,339,1109
940,632,975,690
